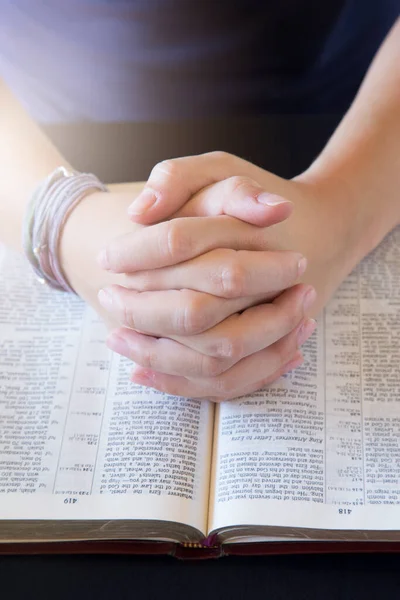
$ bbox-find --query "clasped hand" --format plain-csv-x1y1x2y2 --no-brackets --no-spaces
92,151,348,401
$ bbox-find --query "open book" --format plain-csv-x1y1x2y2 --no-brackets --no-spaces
1,227,400,557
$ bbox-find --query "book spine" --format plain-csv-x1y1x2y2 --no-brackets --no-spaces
176,543,222,560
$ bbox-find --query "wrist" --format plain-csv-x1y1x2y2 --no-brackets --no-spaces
296,165,396,273
59,190,139,305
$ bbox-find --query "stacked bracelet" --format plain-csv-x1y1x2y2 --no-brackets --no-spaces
23,166,108,293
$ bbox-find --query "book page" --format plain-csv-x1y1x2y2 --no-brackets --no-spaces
209,227,400,536
0,245,213,537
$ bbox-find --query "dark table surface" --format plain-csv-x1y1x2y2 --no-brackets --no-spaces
4,115,399,600
1,552,400,600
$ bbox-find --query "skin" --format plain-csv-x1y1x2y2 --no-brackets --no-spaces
1,19,399,401
99,19,400,400
0,83,313,400
61,182,318,403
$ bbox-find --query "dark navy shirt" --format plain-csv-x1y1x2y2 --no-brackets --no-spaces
0,0,398,123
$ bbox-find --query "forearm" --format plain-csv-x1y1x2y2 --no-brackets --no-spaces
0,79,72,251
304,18,400,260
0,79,146,299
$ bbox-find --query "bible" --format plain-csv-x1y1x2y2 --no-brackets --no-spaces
1,227,400,558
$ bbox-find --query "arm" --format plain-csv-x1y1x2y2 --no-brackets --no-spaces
116,16,400,305
126,16,400,250
301,17,400,260
100,19,400,400
0,78,142,319
0,78,72,251
0,78,303,358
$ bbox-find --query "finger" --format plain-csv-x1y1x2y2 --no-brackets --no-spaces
207,351,305,402
98,285,255,337
183,316,315,399
100,216,267,273
185,316,315,398
107,328,235,378
131,350,304,403
170,284,316,358
106,284,314,377
174,175,293,226
130,318,316,400
125,249,306,298
106,284,315,378
126,151,287,225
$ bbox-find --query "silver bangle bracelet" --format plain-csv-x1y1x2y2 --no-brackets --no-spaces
23,166,108,293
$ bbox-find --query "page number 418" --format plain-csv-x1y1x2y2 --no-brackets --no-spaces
338,508,352,515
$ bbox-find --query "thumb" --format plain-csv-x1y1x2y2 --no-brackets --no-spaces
127,151,258,225
127,150,293,227
174,175,293,227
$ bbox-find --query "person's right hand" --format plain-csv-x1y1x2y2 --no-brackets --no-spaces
92,175,317,401
97,148,360,400
60,179,308,333
59,179,314,402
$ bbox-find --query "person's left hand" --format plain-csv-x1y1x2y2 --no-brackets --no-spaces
91,157,315,399
98,151,361,400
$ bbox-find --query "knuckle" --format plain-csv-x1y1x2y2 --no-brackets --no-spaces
211,335,244,361
219,260,246,297
140,348,159,371
206,150,229,162
151,159,181,181
227,175,260,199
121,302,136,330
179,293,210,335
227,175,253,195
162,220,188,262
226,336,244,361
229,336,244,361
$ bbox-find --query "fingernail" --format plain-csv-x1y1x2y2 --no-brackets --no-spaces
256,193,292,206
284,352,304,373
303,287,316,312
97,247,110,270
128,188,158,216
297,256,307,277
107,332,130,357
98,288,113,311
297,318,317,346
